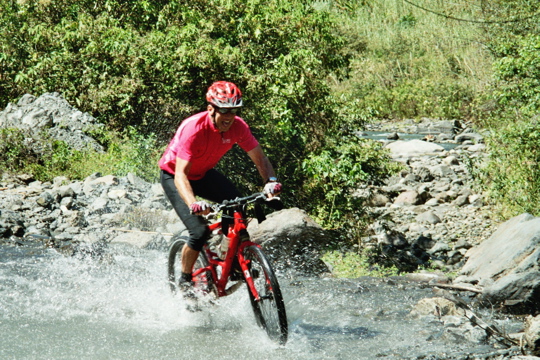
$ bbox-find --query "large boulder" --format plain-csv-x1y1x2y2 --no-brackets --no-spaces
456,213,540,314
385,139,445,159
247,208,333,276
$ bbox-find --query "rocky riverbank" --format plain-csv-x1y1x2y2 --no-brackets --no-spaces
358,118,495,273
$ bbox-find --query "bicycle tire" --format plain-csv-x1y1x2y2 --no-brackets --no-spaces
244,245,288,345
168,235,214,295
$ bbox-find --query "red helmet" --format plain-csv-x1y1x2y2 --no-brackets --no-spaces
206,81,243,108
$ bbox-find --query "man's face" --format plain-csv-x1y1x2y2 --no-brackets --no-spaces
208,105,239,133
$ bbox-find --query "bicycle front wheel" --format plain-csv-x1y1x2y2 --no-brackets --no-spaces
244,245,288,345
168,235,214,295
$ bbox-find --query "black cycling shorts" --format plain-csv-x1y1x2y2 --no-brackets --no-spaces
160,169,241,251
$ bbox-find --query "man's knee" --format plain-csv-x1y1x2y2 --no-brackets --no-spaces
188,224,210,252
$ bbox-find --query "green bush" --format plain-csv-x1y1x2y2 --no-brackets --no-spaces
479,120,540,219
0,129,40,173
0,0,410,244
322,250,399,278
301,136,402,238
0,127,161,183
490,35,540,117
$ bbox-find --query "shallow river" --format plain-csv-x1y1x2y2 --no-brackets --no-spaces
0,244,520,360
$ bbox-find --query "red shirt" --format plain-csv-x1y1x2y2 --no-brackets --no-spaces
158,111,259,180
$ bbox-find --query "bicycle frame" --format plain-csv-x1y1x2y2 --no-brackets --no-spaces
192,210,263,299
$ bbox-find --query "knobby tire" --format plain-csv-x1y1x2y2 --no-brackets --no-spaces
167,235,214,295
244,245,288,345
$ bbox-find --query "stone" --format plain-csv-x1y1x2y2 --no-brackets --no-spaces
416,210,442,225
36,192,55,207
410,297,465,318
385,139,445,158
247,207,333,275
369,193,390,207
458,213,540,314
443,156,459,165
394,190,424,206
524,315,540,355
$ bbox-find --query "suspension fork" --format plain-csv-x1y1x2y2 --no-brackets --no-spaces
237,241,262,301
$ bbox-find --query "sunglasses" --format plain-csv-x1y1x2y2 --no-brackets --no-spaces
214,106,241,114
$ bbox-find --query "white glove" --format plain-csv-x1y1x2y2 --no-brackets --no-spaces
190,200,211,214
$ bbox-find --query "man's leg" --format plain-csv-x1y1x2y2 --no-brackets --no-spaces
161,170,210,282
181,243,200,275
191,169,243,235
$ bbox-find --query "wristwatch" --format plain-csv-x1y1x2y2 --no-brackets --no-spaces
267,177,278,183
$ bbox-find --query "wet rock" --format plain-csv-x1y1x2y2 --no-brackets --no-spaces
410,297,465,317
0,209,25,237
110,232,168,250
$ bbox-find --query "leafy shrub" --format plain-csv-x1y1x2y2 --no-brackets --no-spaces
301,136,402,238
479,120,540,219
0,0,407,243
490,35,540,117
322,250,399,278
0,129,39,173
0,127,160,183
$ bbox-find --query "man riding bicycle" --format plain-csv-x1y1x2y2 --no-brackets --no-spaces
159,81,282,292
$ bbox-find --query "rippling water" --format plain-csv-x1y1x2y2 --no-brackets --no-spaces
0,244,519,360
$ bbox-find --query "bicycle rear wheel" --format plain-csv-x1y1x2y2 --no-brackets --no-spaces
168,235,214,295
244,245,288,345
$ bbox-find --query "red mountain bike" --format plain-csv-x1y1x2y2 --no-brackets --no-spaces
167,192,288,345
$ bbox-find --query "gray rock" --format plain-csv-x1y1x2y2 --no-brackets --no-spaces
36,192,55,207
394,190,427,206
0,93,103,151
524,315,540,355
428,241,451,255
247,207,332,275
430,164,455,178
455,132,484,144
458,213,540,314
385,139,445,158
416,210,442,225
369,193,390,207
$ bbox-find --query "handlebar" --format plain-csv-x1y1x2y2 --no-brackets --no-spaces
213,192,269,212
203,192,283,221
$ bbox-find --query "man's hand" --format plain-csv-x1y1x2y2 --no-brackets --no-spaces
263,181,282,198
190,200,211,215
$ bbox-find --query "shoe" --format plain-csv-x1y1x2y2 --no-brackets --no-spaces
178,278,196,297
178,278,202,312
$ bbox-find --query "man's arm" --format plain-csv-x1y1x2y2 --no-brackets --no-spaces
174,157,198,206
247,145,277,183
